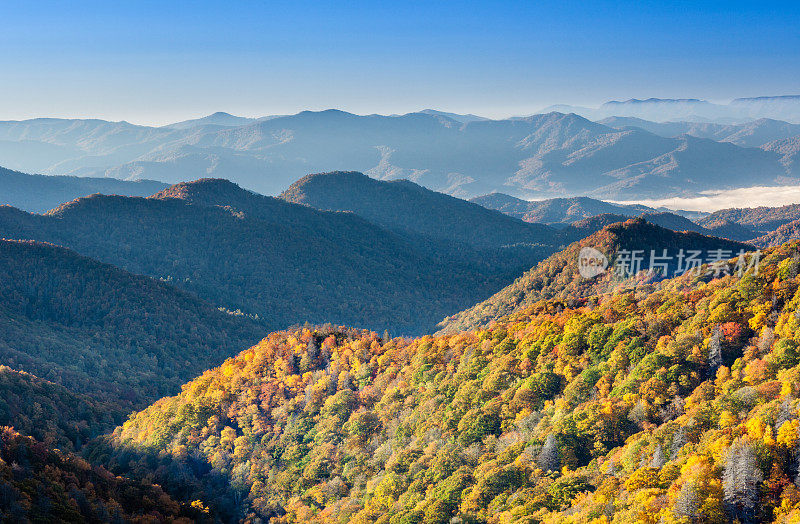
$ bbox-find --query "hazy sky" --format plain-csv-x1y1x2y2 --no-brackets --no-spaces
1,0,798,125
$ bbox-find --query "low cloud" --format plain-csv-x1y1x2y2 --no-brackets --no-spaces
612,186,800,212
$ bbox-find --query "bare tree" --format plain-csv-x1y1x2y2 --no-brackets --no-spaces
723,438,763,524
537,434,560,473
605,458,616,476
674,482,700,522
650,444,666,469
670,427,687,460
708,326,722,372
758,326,774,354
776,396,795,428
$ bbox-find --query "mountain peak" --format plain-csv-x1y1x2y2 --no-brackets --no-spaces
279,171,556,250
438,218,752,333
163,112,254,130
417,109,489,123
282,171,368,196
150,178,250,204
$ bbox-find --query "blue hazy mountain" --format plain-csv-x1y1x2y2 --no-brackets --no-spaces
0,108,797,200
538,95,800,124
162,111,258,130
0,166,167,213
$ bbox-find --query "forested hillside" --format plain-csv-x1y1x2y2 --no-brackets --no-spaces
0,366,119,452
88,238,800,522
753,219,800,248
0,180,555,334
278,171,555,249
700,204,800,235
438,218,751,334
556,212,716,245
0,427,203,522
0,239,264,408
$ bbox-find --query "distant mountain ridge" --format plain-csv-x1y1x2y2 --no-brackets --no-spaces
469,193,654,224
416,109,489,123
1,107,798,200
470,192,779,243
600,116,800,148
699,203,800,233
0,166,167,213
539,95,800,123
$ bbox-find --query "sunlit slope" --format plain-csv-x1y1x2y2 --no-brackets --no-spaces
92,239,800,522
437,218,751,334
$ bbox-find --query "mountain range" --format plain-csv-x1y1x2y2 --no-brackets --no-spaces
599,116,800,148
470,192,800,245
541,95,800,123
4,166,800,521
469,193,655,224
0,176,561,335
3,107,800,200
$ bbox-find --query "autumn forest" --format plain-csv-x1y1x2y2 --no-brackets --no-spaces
0,165,800,524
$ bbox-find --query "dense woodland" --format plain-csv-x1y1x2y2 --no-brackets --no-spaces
438,218,750,334
0,366,119,453
0,239,264,407
0,179,555,335
754,219,800,248
0,427,204,522
8,173,800,522
76,238,800,523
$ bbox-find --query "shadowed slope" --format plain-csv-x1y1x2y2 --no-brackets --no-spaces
279,171,556,249
0,179,543,334
0,239,264,408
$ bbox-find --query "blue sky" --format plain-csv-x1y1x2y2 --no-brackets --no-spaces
1,0,798,124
